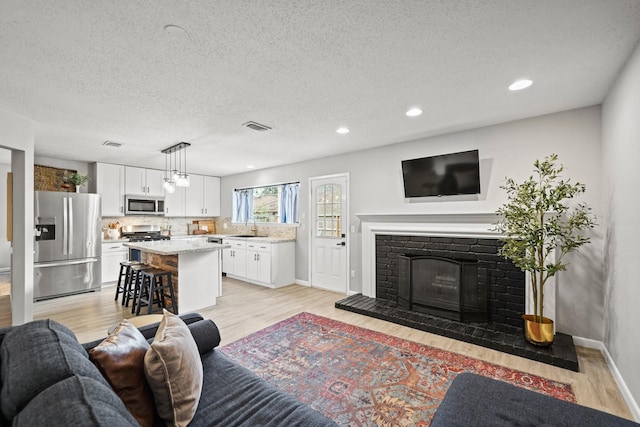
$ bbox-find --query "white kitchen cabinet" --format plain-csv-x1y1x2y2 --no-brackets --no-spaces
203,175,221,216
164,186,185,217
95,163,125,217
185,175,221,217
101,241,129,284
125,166,164,197
223,238,294,288
222,239,247,277
246,242,272,283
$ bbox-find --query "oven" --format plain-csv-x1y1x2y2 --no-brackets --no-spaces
121,225,170,261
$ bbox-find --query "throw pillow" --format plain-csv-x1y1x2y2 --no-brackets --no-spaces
89,319,156,427
144,309,203,427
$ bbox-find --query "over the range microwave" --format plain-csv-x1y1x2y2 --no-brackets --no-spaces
124,195,164,215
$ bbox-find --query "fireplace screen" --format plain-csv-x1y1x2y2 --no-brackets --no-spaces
398,255,487,322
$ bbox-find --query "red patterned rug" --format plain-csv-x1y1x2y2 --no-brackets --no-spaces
221,312,575,426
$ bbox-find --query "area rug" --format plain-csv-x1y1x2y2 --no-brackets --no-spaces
221,312,575,426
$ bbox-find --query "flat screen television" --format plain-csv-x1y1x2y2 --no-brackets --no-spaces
401,149,480,198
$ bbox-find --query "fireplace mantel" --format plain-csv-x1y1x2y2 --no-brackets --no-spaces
356,212,556,324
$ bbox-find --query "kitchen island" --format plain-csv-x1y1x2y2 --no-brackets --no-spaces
124,239,229,313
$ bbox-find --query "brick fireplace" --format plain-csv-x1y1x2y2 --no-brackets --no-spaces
335,213,578,371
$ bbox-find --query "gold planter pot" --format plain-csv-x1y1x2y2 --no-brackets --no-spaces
522,314,554,346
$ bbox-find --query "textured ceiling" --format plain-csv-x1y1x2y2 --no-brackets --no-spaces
1,1,640,175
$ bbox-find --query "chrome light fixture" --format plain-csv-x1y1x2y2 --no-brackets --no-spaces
162,142,191,190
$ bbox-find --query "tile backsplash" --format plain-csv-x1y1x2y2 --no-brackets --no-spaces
214,217,297,240
102,216,297,240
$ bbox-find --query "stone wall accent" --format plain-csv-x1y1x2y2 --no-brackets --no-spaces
376,235,525,330
34,164,77,192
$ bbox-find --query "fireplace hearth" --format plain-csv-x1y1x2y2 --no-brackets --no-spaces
336,232,578,371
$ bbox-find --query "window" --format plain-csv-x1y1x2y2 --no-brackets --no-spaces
232,182,300,224
315,184,341,237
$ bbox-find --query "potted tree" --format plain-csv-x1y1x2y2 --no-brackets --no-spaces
494,154,596,346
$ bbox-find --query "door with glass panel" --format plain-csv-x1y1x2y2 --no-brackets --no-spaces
310,174,348,293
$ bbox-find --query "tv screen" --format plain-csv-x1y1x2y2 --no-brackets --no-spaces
401,150,480,198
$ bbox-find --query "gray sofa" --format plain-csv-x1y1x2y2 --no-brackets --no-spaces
0,313,337,426
431,372,639,427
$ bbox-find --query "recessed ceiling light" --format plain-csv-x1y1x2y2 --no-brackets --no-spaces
509,79,533,91
247,165,255,169
336,127,350,134
406,107,422,117
164,24,189,39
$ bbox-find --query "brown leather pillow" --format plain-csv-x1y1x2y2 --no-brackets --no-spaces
89,319,156,427
144,310,203,427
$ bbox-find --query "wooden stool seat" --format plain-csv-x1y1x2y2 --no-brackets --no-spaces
124,263,153,312
114,260,142,304
136,268,177,316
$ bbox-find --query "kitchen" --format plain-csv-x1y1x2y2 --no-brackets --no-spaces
1,156,297,315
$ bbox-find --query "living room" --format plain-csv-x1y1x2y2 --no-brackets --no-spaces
1,2,640,425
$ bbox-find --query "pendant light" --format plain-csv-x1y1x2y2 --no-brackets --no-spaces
162,142,191,189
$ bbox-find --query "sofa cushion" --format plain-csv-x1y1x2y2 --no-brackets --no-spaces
144,310,203,427
431,372,639,427
0,319,109,420
190,350,338,427
89,319,156,427
12,375,138,426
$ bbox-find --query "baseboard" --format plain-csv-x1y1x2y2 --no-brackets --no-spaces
0,267,9,273
573,336,640,421
295,279,310,286
347,290,359,296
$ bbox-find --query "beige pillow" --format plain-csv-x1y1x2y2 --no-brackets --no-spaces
144,310,203,427
89,319,156,427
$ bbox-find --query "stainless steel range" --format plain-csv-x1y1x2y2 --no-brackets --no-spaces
121,225,170,261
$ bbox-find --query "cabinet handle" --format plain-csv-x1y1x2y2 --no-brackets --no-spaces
120,206,123,213
257,254,260,261
109,246,119,249
205,208,207,214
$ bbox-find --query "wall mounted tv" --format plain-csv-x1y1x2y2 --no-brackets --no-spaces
401,149,481,198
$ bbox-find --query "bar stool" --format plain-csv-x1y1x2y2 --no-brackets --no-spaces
136,269,177,316
114,260,141,304
125,264,153,313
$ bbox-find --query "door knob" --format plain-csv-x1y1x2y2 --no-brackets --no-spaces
336,242,346,246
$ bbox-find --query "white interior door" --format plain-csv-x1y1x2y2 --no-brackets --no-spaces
310,174,348,293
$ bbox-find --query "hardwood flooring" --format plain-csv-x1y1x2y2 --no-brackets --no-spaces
0,277,634,421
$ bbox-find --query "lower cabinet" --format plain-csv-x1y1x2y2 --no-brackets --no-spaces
101,241,129,284
223,239,294,288
223,240,247,278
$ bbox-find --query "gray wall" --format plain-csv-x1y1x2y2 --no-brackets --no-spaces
602,40,640,417
221,105,603,340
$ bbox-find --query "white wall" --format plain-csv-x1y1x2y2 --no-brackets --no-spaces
0,108,35,325
221,105,603,340
602,40,640,418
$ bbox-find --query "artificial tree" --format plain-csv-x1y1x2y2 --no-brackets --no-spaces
494,154,596,345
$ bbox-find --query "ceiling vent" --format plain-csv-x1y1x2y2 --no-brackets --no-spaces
102,140,122,147
242,121,272,132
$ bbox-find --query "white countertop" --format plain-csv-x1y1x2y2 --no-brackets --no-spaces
217,235,296,243
124,240,230,255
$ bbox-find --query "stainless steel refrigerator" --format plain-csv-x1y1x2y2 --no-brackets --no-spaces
34,191,102,301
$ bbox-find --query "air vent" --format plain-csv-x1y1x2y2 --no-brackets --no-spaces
242,121,272,132
102,140,122,147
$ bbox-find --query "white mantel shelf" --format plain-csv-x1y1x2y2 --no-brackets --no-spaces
357,211,556,324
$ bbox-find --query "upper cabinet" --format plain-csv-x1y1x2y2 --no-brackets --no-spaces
95,163,125,217
124,166,164,197
185,175,220,217
164,186,186,217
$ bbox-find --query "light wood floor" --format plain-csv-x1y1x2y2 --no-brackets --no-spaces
0,277,634,421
